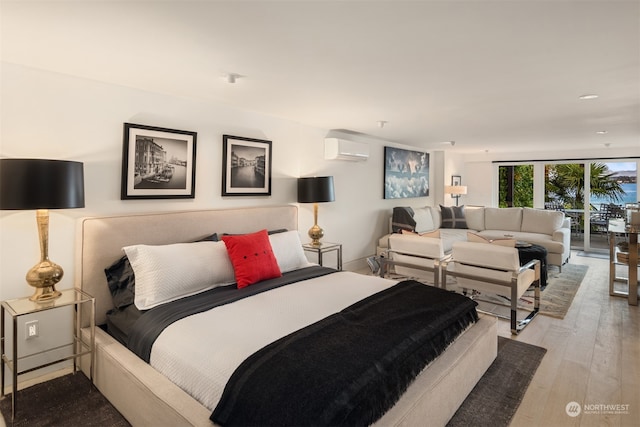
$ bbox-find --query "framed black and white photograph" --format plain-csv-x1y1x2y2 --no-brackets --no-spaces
383,146,430,199
222,135,272,196
451,175,462,197
121,123,197,199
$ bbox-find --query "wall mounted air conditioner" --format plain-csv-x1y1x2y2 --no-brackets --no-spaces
324,138,369,161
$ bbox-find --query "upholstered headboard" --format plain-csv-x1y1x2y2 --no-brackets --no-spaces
75,205,298,325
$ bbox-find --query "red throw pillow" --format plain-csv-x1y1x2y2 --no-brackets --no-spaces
222,229,282,289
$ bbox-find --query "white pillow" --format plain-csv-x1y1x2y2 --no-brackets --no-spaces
269,231,314,273
464,206,485,231
123,241,235,310
413,207,436,233
521,207,564,235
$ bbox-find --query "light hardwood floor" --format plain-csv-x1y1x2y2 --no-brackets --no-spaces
505,252,639,427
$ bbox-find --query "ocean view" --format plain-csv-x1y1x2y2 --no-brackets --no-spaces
590,182,638,206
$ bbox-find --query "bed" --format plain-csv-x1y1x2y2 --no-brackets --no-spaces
74,205,497,426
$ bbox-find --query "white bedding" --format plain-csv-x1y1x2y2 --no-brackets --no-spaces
150,271,397,411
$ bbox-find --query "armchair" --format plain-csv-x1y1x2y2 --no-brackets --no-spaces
443,241,540,335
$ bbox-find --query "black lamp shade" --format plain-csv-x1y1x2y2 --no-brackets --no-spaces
0,158,85,210
297,176,335,203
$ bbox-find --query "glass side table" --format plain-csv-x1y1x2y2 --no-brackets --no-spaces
302,242,343,271
1,288,95,420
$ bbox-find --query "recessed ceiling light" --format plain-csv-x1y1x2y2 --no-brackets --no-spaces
223,73,242,83
596,130,608,134
579,94,599,100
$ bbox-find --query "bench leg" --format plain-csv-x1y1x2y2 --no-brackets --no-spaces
511,279,540,335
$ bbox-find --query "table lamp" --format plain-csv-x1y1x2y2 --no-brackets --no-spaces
297,176,335,246
0,158,85,302
445,185,467,206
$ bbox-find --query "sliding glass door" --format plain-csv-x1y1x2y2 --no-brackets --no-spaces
544,161,637,252
544,163,586,249
498,158,638,253
587,161,637,250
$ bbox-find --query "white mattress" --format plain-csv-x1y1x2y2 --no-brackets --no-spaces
150,271,397,410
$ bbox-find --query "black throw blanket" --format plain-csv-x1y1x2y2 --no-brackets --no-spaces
211,280,478,427
391,206,416,233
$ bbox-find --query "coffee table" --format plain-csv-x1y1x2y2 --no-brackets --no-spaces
517,243,548,288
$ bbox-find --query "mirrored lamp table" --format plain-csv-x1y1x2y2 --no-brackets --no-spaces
303,242,343,271
1,288,95,420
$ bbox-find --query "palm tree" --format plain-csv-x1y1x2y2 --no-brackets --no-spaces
545,163,625,209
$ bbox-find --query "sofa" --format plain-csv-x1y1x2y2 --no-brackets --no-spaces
377,205,571,270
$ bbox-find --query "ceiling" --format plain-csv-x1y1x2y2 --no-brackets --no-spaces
2,1,639,154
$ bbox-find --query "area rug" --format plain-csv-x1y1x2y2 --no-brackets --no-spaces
1,338,545,427
0,373,129,427
464,263,588,319
447,336,547,427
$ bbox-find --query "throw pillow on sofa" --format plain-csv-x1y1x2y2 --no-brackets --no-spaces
440,205,468,229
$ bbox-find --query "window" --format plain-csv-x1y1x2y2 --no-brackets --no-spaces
498,165,533,207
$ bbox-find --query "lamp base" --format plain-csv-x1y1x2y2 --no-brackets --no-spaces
308,224,324,247
26,260,63,302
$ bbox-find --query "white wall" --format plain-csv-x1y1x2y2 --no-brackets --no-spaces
1,63,449,380
0,63,444,300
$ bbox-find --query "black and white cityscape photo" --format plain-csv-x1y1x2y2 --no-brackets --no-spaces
229,144,266,189
121,123,197,199
134,135,188,190
222,135,272,196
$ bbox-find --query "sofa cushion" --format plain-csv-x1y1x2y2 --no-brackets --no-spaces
521,207,564,235
467,232,516,247
464,206,484,231
389,233,445,259
402,229,440,238
439,229,468,253
440,205,468,229
484,207,522,232
413,207,437,233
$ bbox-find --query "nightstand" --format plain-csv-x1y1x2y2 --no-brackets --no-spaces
302,242,343,271
1,288,95,420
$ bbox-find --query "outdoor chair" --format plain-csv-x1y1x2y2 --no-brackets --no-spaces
591,203,625,235
443,241,540,335
544,201,565,212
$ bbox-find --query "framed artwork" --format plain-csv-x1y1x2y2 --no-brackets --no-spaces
383,146,430,199
451,175,462,197
222,135,272,196
121,123,197,199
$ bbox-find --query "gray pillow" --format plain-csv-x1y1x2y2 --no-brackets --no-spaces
440,205,468,229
